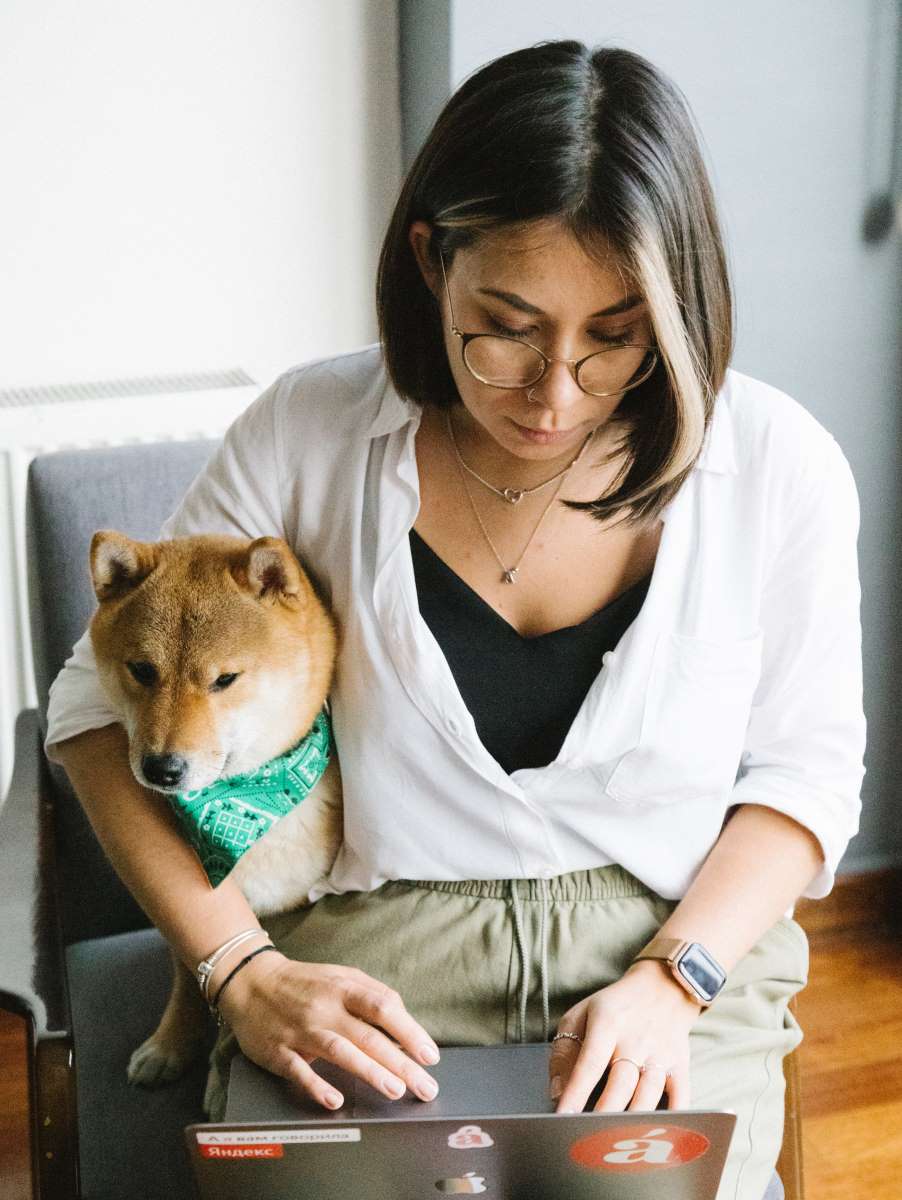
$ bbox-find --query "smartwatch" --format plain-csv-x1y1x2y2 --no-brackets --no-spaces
632,937,727,1006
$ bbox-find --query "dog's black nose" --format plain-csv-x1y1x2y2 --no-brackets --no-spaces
142,753,189,788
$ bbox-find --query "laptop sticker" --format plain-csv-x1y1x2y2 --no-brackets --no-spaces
448,1125,495,1149
200,1144,284,1160
195,1129,361,1146
434,1171,488,1193
569,1124,710,1172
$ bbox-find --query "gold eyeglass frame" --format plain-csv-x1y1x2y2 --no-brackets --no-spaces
437,248,659,398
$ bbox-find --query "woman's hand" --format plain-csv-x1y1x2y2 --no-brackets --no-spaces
217,950,441,1110
549,960,703,1113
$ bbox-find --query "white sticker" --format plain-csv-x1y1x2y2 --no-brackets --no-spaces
197,1128,361,1145
448,1125,494,1149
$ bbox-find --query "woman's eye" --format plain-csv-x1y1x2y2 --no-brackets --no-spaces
597,329,637,347
212,673,239,691
487,316,533,339
486,315,637,347
126,661,157,687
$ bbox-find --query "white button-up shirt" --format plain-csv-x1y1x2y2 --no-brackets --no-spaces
45,344,865,903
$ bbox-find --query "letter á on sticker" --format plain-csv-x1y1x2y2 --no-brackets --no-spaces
604,1127,674,1165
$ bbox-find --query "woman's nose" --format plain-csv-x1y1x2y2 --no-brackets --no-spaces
529,358,584,413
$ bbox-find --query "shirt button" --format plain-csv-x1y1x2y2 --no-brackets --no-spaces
445,716,461,736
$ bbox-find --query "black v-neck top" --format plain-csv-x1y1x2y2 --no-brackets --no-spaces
409,528,653,775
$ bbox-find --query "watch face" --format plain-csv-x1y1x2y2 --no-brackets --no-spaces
676,943,725,1002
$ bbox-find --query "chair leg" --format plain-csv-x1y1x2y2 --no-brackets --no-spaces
32,1033,79,1200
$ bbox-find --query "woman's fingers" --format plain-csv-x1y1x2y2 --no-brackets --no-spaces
626,1061,670,1112
548,1032,584,1100
343,978,441,1069
273,1047,347,1110
590,1057,646,1113
555,1031,616,1113
664,1062,691,1110
334,1015,440,1102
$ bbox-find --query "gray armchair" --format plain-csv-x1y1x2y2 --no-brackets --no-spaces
0,438,803,1200
0,439,218,1200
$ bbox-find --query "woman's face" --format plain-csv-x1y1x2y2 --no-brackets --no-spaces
409,218,654,465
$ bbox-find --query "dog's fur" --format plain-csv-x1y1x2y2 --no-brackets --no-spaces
88,530,343,1085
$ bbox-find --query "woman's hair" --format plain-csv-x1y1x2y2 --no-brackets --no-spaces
376,41,734,525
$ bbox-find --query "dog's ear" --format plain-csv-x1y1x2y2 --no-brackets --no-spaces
244,537,308,604
90,531,159,602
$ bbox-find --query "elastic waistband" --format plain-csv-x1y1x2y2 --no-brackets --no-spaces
395,863,654,903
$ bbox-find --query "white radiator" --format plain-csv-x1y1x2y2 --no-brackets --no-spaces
0,369,260,802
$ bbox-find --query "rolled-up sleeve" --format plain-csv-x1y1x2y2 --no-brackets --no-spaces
730,433,866,898
44,373,290,762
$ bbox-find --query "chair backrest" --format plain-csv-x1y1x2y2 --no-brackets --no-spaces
25,438,218,944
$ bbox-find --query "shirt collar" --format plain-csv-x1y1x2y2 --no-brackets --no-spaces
366,369,420,438
366,352,737,475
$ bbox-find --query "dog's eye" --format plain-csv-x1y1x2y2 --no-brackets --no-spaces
212,673,239,691
126,661,157,687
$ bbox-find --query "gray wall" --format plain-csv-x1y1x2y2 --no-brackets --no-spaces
400,0,902,875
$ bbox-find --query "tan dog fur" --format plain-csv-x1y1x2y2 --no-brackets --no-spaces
88,531,343,1086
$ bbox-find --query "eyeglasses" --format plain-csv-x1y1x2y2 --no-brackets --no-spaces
438,249,658,398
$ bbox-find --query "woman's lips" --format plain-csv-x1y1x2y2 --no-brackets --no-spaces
509,418,582,445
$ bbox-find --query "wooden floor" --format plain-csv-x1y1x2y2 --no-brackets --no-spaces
1,870,900,1198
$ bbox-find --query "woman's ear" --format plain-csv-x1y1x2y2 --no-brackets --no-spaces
408,220,441,298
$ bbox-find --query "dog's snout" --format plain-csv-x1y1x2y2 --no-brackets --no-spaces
142,753,189,789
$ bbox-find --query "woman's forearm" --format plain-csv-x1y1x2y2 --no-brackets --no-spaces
52,722,264,972
645,804,823,974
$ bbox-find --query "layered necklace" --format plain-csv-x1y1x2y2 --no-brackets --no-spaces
445,410,596,584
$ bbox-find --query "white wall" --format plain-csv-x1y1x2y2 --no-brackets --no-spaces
0,0,401,391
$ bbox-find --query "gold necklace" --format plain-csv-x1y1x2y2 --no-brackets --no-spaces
448,417,579,504
445,411,595,584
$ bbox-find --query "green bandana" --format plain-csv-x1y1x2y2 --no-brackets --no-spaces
167,709,333,887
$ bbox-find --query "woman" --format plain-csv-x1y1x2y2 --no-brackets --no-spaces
46,41,864,1200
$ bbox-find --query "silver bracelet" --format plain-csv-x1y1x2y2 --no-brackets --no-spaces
195,928,264,1000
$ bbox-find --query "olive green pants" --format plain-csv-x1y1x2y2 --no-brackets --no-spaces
204,863,808,1200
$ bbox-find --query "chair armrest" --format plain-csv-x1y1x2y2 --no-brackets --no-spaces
0,708,69,1034
0,707,78,1199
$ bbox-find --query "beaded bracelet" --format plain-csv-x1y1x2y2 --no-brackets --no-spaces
210,943,279,1025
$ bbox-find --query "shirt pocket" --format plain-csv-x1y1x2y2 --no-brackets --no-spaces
603,629,764,806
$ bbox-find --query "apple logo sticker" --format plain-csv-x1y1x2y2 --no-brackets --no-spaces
435,1170,488,1193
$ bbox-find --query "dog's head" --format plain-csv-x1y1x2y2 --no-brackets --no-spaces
88,531,337,795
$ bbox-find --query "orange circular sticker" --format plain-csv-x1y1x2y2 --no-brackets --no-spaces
569,1124,710,1173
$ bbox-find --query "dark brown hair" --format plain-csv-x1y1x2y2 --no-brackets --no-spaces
376,41,733,524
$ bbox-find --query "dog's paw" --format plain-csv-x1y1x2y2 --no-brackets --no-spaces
127,1034,198,1087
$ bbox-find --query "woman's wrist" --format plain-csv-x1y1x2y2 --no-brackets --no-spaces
622,958,704,1016
203,927,272,998
215,943,289,1024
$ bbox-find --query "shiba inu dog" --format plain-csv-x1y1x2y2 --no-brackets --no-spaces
88,530,343,1085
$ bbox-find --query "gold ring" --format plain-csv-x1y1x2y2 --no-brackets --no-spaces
610,1056,643,1072
551,1031,582,1044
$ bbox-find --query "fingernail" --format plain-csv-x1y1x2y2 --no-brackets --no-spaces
325,1090,343,1108
550,1075,563,1099
420,1044,440,1065
418,1078,439,1100
384,1077,405,1098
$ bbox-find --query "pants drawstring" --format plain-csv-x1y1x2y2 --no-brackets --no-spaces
508,877,551,1043
538,876,550,1042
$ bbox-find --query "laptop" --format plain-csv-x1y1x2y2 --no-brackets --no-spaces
185,1043,735,1199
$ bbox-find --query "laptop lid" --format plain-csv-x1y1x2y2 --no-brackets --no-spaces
185,1044,735,1198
